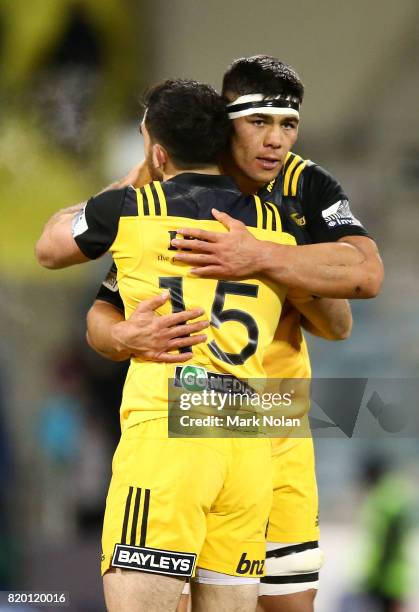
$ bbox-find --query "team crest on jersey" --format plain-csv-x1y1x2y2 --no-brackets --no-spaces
322,200,362,228
112,544,196,577
290,212,306,226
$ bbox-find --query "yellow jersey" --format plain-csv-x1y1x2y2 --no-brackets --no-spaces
74,173,297,427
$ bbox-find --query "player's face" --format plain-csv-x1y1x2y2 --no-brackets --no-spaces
229,113,299,191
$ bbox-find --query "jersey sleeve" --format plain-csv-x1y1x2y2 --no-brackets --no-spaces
72,188,127,259
302,165,370,242
95,262,125,312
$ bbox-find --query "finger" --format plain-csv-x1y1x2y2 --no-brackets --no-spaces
167,334,207,349
171,238,214,253
154,352,193,363
190,266,224,278
212,208,243,230
167,321,209,339
134,292,169,313
160,308,206,326
175,227,221,242
173,253,216,265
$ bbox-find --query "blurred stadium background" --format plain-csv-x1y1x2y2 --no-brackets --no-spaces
0,1,418,610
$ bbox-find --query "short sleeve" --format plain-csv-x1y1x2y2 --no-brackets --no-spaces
73,188,127,259
302,165,370,242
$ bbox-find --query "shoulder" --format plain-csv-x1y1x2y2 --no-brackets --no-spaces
83,187,132,226
73,187,131,259
302,163,347,201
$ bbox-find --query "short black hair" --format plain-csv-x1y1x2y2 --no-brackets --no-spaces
144,79,231,168
222,55,304,103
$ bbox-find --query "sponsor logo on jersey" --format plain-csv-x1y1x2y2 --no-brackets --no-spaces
321,200,362,228
290,212,306,226
112,544,196,577
177,365,208,391
71,205,88,237
174,366,254,395
236,552,265,576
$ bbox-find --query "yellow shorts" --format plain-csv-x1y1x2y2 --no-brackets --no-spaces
268,436,319,543
101,418,273,579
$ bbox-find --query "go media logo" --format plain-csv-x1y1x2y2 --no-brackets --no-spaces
174,365,254,396
178,365,208,392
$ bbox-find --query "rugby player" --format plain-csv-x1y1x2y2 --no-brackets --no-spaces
36,78,314,612
85,56,383,612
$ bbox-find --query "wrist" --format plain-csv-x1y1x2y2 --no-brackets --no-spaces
258,242,288,279
110,321,132,359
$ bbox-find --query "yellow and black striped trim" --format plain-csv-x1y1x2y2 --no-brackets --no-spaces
136,182,168,217
120,486,151,547
282,153,307,197
253,196,282,231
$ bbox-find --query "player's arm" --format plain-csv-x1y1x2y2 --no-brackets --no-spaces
87,300,131,361
86,266,209,362
171,166,383,299
35,189,126,269
259,164,384,298
172,216,382,298
259,234,383,299
35,159,150,269
35,202,90,268
288,294,352,340
87,297,209,363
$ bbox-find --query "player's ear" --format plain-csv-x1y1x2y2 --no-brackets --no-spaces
152,144,168,170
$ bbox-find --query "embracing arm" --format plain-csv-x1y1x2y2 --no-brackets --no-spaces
35,160,151,270
35,188,126,269
86,293,209,363
268,162,384,299
172,162,384,299
259,235,383,299
86,300,132,361
172,211,384,299
35,203,90,269
289,295,353,340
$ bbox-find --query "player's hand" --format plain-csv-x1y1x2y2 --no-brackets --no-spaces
110,293,209,363
171,209,263,278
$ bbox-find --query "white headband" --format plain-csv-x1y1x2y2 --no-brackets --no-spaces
227,93,300,119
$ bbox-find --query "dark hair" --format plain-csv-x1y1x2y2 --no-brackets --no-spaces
222,55,304,103
144,79,231,168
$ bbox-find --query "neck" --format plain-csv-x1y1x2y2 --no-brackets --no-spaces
162,163,221,181
233,174,264,195
220,156,263,195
